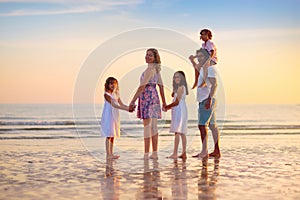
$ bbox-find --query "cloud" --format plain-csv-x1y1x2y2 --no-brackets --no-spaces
0,0,143,16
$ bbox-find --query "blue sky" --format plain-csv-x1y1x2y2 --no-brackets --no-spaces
0,0,300,104
1,0,299,39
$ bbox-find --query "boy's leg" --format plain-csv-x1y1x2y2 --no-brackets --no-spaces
192,65,200,89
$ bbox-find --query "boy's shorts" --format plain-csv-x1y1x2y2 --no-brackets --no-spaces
198,98,216,126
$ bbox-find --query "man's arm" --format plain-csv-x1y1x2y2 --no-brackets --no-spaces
205,77,217,109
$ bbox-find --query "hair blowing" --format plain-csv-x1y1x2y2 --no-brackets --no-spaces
147,48,161,73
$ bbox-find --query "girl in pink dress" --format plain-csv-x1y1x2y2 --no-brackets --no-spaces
130,48,166,160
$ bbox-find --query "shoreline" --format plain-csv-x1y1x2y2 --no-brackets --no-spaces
0,134,299,199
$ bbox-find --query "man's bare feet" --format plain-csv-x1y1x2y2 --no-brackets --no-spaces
209,152,221,158
179,153,187,160
167,154,178,159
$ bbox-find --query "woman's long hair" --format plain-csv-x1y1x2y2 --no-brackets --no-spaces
147,48,161,73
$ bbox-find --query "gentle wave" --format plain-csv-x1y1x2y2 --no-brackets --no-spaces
0,135,86,140
1,132,300,140
1,123,300,131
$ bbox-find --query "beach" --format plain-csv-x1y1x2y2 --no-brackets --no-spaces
0,134,299,200
0,104,300,199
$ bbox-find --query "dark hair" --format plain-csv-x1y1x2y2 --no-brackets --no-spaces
173,71,188,95
196,48,210,65
200,29,212,40
104,77,118,92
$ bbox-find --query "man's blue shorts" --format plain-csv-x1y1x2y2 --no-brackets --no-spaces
198,98,216,126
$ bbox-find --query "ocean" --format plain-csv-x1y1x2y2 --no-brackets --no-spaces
0,104,299,140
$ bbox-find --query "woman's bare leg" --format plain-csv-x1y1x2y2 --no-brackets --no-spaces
143,119,151,159
150,118,158,159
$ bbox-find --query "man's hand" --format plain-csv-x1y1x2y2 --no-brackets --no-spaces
205,97,212,109
189,55,195,61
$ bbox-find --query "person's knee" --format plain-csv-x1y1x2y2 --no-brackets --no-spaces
198,125,206,129
209,123,218,130
143,119,151,127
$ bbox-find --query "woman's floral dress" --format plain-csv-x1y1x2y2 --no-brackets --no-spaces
137,71,161,119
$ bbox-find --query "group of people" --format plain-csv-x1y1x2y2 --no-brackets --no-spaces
100,29,221,160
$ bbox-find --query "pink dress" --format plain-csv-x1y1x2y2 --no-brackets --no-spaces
137,71,162,119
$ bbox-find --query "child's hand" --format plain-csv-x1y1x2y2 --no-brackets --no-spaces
162,105,167,112
129,104,136,112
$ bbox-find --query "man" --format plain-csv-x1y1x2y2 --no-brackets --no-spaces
189,49,221,159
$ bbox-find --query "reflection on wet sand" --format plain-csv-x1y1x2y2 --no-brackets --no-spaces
198,158,220,200
136,159,163,199
101,159,120,200
171,160,188,199
99,157,220,199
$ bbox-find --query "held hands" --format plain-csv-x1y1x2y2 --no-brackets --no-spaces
129,103,136,113
162,104,168,112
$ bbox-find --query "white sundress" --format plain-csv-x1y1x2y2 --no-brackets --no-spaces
170,87,188,134
100,92,120,138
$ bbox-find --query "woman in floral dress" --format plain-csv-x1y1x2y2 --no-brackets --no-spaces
130,48,166,159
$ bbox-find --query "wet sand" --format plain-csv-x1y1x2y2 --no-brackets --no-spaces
0,135,299,199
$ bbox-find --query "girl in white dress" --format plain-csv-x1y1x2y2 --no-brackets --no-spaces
164,71,188,159
101,77,133,159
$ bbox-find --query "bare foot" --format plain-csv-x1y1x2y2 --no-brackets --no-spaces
113,155,120,159
209,152,221,158
179,153,187,160
167,154,178,159
150,152,158,159
106,155,114,160
144,153,149,160
192,152,208,159
191,83,197,89
198,81,207,88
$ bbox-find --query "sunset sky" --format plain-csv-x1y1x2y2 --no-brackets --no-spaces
1,0,299,104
